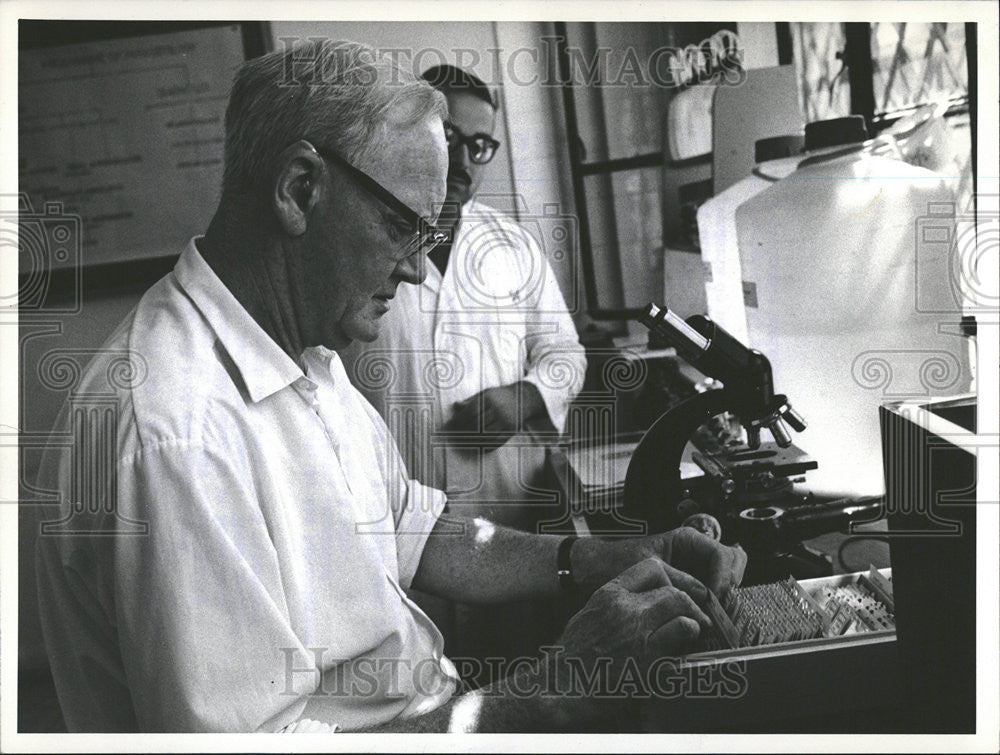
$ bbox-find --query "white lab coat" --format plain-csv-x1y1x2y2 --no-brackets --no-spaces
345,199,586,527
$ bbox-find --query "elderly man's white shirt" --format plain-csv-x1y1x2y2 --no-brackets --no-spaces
345,199,586,511
34,239,457,733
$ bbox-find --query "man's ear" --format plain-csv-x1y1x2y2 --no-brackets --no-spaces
273,141,325,237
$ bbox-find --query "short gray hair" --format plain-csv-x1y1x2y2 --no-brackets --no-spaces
223,38,447,196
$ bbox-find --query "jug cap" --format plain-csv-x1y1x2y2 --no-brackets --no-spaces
804,116,869,151
755,134,805,163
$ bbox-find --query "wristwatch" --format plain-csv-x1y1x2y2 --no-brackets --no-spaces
557,535,578,593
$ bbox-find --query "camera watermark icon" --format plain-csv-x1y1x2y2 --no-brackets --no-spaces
422,196,581,316
2,193,83,318
914,198,999,316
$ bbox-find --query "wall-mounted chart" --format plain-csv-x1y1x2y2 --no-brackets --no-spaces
18,24,249,270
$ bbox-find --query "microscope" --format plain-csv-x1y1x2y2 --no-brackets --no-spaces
623,303,883,583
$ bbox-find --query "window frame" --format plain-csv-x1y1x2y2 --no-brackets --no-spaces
844,21,977,198
554,22,735,320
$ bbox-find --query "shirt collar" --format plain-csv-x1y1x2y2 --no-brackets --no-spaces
303,345,343,385
174,238,304,403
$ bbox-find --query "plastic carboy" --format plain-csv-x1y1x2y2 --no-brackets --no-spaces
699,116,972,497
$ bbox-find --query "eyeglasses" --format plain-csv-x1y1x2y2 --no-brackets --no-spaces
443,121,500,165
308,142,450,256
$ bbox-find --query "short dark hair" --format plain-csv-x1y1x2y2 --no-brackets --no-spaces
420,64,497,111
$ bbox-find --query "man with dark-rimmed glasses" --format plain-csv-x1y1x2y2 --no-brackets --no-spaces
35,40,745,735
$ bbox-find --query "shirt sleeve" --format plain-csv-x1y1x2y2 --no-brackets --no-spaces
393,478,447,589
36,439,320,733
519,234,587,435
357,395,447,589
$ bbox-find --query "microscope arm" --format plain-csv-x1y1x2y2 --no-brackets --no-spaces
621,389,734,532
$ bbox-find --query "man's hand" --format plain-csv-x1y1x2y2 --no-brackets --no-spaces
362,557,713,733
445,381,549,450
539,557,712,728
573,527,747,602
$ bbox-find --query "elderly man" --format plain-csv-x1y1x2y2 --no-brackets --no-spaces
34,40,745,733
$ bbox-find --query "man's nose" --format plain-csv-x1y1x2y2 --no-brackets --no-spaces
396,249,427,285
